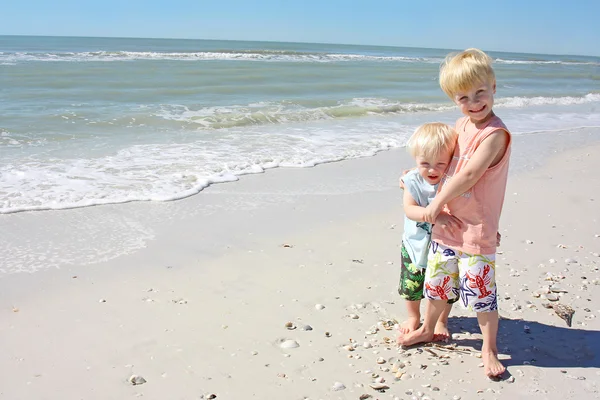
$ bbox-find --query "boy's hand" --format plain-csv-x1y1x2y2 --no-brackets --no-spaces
435,212,463,232
398,168,415,190
496,232,502,247
423,200,442,224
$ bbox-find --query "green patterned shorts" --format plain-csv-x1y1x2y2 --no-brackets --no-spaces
398,243,426,301
399,243,458,304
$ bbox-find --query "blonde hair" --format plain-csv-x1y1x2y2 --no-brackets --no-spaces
407,122,457,160
439,48,495,98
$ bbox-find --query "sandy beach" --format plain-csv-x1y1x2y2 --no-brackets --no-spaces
1,127,600,400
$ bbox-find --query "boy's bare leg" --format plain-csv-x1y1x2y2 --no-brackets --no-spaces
433,302,453,341
477,310,505,377
398,299,446,346
397,300,421,345
399,300,421,334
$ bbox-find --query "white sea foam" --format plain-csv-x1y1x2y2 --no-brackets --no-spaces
2,102,600,214
0,50,442,63
2,50,598,65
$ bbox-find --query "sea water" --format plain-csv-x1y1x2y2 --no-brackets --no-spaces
1,35,599,214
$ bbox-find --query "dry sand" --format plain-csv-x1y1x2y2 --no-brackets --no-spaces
1,128,599,400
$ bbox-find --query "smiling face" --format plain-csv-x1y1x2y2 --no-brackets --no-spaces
415,148,453,185
454,81,496,124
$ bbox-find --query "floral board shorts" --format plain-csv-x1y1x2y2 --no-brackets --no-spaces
399,243,457,304
424,241,498,312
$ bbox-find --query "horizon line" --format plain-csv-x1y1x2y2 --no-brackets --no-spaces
1,33,597,59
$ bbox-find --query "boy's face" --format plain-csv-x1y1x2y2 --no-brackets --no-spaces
453,81,496,124
415,148,453,185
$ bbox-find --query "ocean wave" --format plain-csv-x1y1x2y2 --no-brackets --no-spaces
495,58,598,66
0,50,441,63
154,99,455,129
497,93,600,107
2,50,597,65
154,94,600,129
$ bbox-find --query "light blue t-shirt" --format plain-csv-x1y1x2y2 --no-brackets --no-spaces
401,169,437,270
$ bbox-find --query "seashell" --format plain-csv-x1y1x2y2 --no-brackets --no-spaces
369,383,389,391
349,314,359,319
359,395,372,400
315,304,325,310
543,293,559,301
280,339,299,349
128,375,146,385
374,376,385,383
552,303,575,327
331,382,346,391
395,370,405,379
302,325,313,331
344,345,355,351
363,342,372,349
284,322,296,330
549,286,568,293
376,357,386,364
391,361,405,372
565,258,577,264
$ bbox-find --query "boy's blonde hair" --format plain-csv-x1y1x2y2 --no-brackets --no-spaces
439,48,495,98
407,122,457,160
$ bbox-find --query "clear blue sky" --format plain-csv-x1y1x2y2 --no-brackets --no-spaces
1,0,599,56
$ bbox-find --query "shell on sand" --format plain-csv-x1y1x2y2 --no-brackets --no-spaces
543,302,575,327
280,339,300,349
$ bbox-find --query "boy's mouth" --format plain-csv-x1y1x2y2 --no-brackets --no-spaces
470,105,486,113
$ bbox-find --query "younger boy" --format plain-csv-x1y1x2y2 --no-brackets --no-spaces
397,123,461,341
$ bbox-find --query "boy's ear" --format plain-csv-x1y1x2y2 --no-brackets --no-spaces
493,81,497,93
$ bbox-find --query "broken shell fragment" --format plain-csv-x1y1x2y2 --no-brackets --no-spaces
543,293,559,301
128,375,146,385
369,383,389,391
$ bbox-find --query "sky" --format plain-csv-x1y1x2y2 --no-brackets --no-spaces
1,0,599,56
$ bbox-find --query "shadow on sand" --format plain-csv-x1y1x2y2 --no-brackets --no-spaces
447,316,600,370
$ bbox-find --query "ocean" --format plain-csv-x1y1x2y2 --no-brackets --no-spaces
1,35,599,214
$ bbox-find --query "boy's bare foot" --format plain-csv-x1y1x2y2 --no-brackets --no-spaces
482,348,506,378
397,317,420,345
399,316,420,334
397,326,435,346
433,321,450,342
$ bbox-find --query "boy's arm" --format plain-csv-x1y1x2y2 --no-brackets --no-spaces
423,130,509,223
404,188,463,231
403,188,426,222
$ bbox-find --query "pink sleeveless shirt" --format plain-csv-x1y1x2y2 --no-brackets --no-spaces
431,115,511,254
